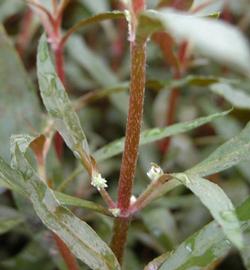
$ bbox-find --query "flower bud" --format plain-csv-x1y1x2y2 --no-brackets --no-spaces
147,163,164,181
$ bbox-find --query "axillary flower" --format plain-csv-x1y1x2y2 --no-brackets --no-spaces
91,170,107,190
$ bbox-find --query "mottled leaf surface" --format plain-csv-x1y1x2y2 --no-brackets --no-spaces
174,174,242,249
37,34,89,158
156,197,250,270
1,137,121,270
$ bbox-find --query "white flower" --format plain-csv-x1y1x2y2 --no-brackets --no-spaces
91,171,107,190
147,163,164,181
109,208,121,217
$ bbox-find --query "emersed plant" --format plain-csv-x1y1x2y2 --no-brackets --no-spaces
1,0,250,269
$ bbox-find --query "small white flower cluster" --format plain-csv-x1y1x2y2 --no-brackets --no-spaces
109,208,121,217
147,163,164,181
91,171,107,190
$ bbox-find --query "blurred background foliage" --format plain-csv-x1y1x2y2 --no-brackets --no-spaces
0,0,250,269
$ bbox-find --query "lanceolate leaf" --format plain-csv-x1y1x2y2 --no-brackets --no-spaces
145,197,250,270
94,110,230,161
37,34,90,159
137,9,250,75
0,134,111,217
186,121,250,177
173,174,242,249
4,139,121,270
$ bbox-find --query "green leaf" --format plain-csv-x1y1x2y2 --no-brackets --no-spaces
1,134,110,217
137,9,250,75
0,205,24,234
210,82,250,110
173,174,242,249
55,191,112,216
0,25,41,160
151,196,250,270
4,139,121,270
187,121,250,177
37,34,90,159
94,110,230,161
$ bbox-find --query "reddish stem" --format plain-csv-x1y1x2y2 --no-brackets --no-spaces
116,41,146,213
110,218,131,263
110,0,146,263
53,234,80,270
